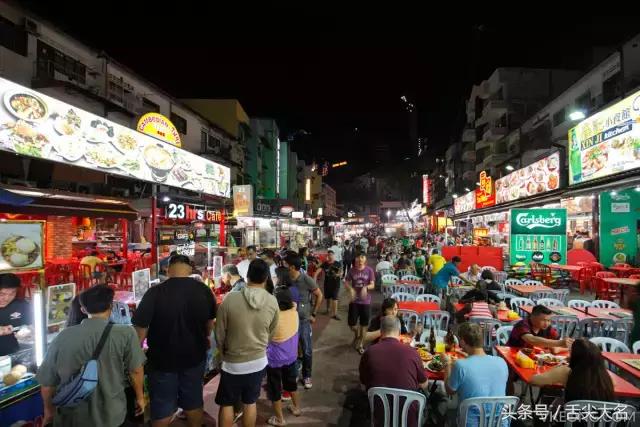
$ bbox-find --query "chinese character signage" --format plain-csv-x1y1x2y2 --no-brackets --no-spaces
454,191,475,214
475,170,495,208
510,208,567,265
0,77,230,197
569,90,640,184
495,153,560,204
599,189,640,265
422,175,432,206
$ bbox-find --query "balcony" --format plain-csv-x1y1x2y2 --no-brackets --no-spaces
462,127,475,143
482,126,508,141
475,138,492,151
462,143,476,163
482,99,507,121
462,169,476,181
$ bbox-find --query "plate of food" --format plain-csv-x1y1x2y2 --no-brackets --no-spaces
85,143,121,169
417,348,433,362
425,358,445,373
52,109,81,136
4,90,48,122
144,143,175,182
120,158,141,174
3,120,50,158
54,137,85,162
1,235,40,268
86,119,114,144
536,353,567,366
113,132,138,154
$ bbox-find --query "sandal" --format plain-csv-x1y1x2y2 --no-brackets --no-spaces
267,415,287,426
357,346,365,355
288,406,302,417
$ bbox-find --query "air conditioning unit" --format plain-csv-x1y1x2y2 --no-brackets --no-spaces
23,18,40,35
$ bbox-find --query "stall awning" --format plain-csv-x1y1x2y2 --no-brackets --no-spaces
0,186,139,220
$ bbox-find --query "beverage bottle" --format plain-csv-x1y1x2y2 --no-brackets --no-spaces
445,327,455,352
540,236,545,251
569,129,583,184
546,238,552,251
553,238,558,251
533,237,538,250
428,325,437,354
526,236,531,250
517,237,523,251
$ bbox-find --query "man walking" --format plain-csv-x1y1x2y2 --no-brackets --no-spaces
237,245,258,281
320,250,343,320
345,251,375,354
38,285,146,427
133,255,216,427
342,240,354,279
215,259,280,427
285,253,323,389
328,240,343,264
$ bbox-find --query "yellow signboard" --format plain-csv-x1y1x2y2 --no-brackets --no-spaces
137,113,182,147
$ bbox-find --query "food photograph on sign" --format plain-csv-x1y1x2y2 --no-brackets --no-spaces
0,77,230,197
132,268,151,301
0,221,44,271
495,152,560,204
454,191,475,214
568,90,640,185
47,283,75,327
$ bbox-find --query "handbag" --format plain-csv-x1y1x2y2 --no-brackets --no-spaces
52,323,113,407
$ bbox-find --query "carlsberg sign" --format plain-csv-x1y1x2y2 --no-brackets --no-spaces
510,208,566,235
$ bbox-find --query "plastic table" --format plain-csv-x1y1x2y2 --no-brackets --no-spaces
397,301,440,313
602,352,640,381
508,284,554,296
519,305,590,320
452,302,519,323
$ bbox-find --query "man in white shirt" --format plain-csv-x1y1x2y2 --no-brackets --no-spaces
260,249,278,283
359,236,369,255
375,255,393,273
236,245,257,281
328,241,343,263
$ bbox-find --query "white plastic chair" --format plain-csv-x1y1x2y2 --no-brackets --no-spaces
536,298,564,307
522,279,543,286
551,315,579,339
563,400,635,427
404,285,425,296
391,292,415,302
381,274,399,284
401,274,421,282
493,271,508,284
590,337,630,353
418,330,459,345
613,318,634,346
509,297,535,316
469,317,502,351
395,269,410,278
481,266,497,273
579,317,615,339
568,299,591,309
386,284,407,297
530,291,557,304
415,294,441,305
590,300,620,309
633,340,640,354
496,325,513,346
397,310,419,332
367,386,426,427
553,288,569,304
458,396,519,427
504,278,522,288
450,276,464,286
422,310,450,332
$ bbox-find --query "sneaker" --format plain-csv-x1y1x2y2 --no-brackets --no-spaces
303,378,312,389
282,391,292,401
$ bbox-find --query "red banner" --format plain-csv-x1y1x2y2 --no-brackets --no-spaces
423,175,432,206
475,170,496,208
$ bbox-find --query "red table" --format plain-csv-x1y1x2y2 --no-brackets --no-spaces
397,280,424,286
571,306,633,321
609,266,635,277
452,303,519,323
397,301,439,313
508,284,553,296
602,352,640,380
495,346,640,398
520,305,590,320
549,264,584,272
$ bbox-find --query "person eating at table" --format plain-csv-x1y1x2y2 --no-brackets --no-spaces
359,315,427,427
442,323,508,425
506,305,573,353
459,264,482,284
0,273,31,356
365,298,410,343
459,270,502,305
80,250,108,284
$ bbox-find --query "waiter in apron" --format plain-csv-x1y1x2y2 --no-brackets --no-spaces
0,273,31,356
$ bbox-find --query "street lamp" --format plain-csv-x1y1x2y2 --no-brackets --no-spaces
505,165,515,171
569,110,586,121
386,210,391,222
452,193,458,199
464,187,470,192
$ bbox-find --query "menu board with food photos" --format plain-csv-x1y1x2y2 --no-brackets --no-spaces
454,191,476,214
495,152,560,204
0,221,44,272
47,283,75,327
0,76,230,197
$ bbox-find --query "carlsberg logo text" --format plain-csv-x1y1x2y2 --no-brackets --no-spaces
516,213,561,230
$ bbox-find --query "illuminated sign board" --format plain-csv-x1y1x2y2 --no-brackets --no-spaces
165,203,222,222
454,191,475,214
233,185,254,217
0,77,230,197
136,112,182,147
475,170,496,208
569,89,640,184
495,152,560,204
422,175,432,206
332,161,348,168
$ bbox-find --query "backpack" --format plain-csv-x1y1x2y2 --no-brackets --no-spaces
110,301,132,325
52,323,113,408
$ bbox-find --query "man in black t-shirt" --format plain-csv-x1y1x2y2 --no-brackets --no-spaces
320,250,343,320
0,273,31,356
133,255,216,426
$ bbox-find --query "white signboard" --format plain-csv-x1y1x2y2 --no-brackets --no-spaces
0,77,230,197
0,221,44,272
132,268,151,301
46,282,75,327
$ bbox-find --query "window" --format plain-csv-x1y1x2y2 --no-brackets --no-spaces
142,97,160,113
170,112,187,134
552,108,566,127
575,91,591,113
603,73,622,104
200,129,208,152
0,16,27,56
36,40,86,84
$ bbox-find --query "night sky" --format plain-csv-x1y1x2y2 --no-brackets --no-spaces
17,2,640,183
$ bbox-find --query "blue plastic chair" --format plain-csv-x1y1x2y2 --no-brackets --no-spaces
458,396,519,427
367,386,426,427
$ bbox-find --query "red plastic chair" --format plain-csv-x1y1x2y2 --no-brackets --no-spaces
629,274,640,280
594,271,618,301
78,264,93,291
614,263,632,268
576,267,593,294
576,261,589,267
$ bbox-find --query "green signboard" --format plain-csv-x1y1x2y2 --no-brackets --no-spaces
510,208,567,265
599,189,640,266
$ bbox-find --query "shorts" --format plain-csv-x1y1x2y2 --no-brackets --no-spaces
266,362,298,401
348,302,371,327
147,360,205,420
324,280,340,300
92,271,103,279
215,369,265,406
